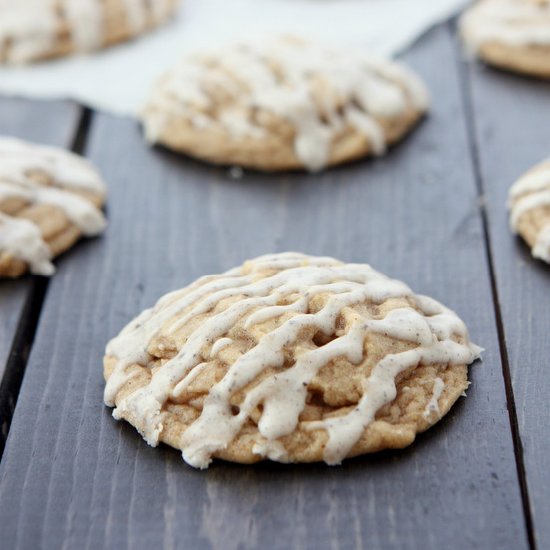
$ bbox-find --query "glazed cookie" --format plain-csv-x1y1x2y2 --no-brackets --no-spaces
460,0,550,78
0,137,107,278
508,159,550,263
141,37,429,172
104,252,481,469
0,0,179,64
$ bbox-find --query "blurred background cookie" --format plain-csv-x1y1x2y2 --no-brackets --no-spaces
0,137,107,277
460,0,550,78
142,36,429,172
0,0,180,64
508,159,550,263
104,252,481,469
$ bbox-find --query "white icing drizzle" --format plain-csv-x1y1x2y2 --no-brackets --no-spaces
0,136,107,274
0,0,103,62
62,0,104,52
0,0,176,63
210,337,234,358
0,0,58,63
422,377,445,420
105,253,481,469
143,37,429,171
0,137,107,195
0,212,54,275
252,439,289,463
508,161,550,263
0,180,105,235
461,0,550,51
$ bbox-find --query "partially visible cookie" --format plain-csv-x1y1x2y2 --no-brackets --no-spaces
460,0,550,78
103,252,481,469
0,0,180,64
508,159,550,263
142,36,429,172
0,136,107,278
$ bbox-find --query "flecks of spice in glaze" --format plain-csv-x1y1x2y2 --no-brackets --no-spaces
143,37,429,171
0,136,107,274
508,160,550,263
105,253,481,469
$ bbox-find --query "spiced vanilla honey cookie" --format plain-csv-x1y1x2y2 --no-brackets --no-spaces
0,0,179,64
0,137,107,278
460,0,550,78
104,253,481,469
141,37,429,172
508,159,550,263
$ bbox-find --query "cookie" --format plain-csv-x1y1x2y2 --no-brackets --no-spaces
141,36,429,172
0,136,107,278
104,252,481,469
0,0,179,64
508,159,550,263
460,0,550,78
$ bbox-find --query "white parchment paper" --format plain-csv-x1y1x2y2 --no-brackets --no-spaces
0,0,468,117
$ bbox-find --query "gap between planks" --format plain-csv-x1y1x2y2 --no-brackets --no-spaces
448,20,536,550
0,107,94,458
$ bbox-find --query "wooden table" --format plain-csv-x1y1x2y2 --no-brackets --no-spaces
0,23,548,550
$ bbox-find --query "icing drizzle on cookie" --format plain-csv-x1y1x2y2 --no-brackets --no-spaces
0,212,54,275
0,0,176,63
143,37,429,171
105,253,481,469
508,160,550,263
0,136,107,275
422,377,445,420
461,0,550,50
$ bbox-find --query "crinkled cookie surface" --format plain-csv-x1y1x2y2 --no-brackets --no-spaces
0,136,106,277
142,36,429,172
104,252,481,469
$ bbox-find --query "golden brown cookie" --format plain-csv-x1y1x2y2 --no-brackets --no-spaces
0,0,180,64
0,136,107,278
508,159,550,263
104,253,481,469
141,37,429,172
460,0,550,78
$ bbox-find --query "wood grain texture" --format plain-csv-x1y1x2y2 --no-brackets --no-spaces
0,27,528,549
464,54,550,549
0,98,79,381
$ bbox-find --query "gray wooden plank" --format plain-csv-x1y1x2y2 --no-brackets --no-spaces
0,98,79,383
0,26,527,549
464,53,550,549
